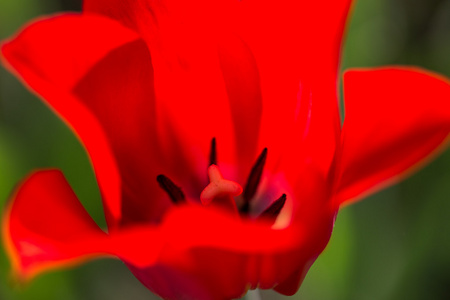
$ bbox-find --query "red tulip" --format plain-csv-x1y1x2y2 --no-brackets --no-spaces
1,0,450,299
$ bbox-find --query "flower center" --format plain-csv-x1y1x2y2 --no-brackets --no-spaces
200,164,242,213
156,138,286,222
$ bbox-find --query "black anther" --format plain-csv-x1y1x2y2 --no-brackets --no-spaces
260,194,286,219
209,137,217,166
156,174,186,204
241,148,268,213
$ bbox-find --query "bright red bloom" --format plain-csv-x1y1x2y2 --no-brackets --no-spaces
1,0,450,299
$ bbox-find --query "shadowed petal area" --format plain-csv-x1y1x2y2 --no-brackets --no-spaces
72,39,170,225
126,249,319,299
114,204,335,299
87,0,249,181
335,67,450,205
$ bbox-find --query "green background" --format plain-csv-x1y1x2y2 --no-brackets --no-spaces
0,0,449,299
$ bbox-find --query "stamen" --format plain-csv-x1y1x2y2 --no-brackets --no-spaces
209,137,217,166
241,148,268,213
260,194,286,219
156,174,186,204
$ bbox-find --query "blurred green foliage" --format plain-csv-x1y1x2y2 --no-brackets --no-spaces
0,0,449,299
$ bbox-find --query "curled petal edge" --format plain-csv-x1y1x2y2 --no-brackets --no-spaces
335,67,450,206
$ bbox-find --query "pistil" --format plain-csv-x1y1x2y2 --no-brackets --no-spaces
200,164,242,213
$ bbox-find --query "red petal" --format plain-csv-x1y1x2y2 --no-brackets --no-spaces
86,0,255,183
84,0,351,182
5,169,334,298
72,38,171,224
112,205,335,299
335,67,450,205
0,14,142,226
111,165,335,299
3,170,108,280
1,14,174,224
217,35,263,181
237,0,351,179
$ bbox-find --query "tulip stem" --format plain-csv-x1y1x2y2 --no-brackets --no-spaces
245,289,262,300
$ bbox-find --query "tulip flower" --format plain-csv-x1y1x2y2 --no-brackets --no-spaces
1,0,450,299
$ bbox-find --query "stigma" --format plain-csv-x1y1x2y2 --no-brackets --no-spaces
200,164,242,212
